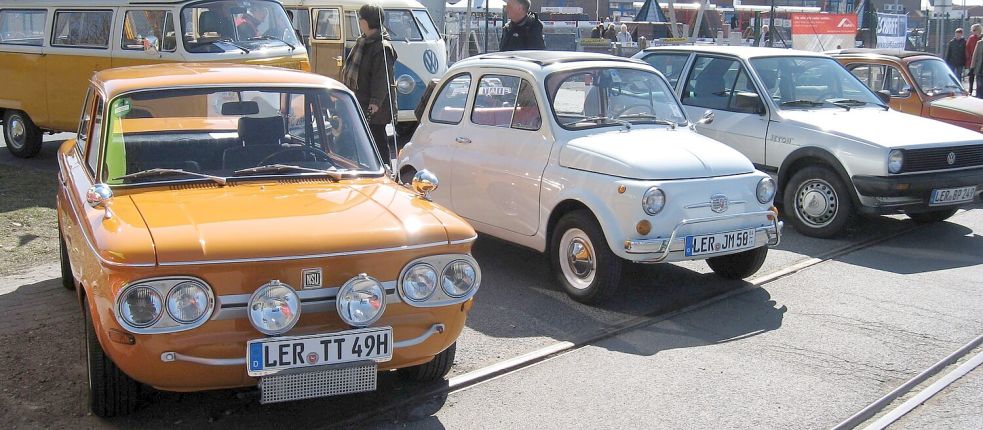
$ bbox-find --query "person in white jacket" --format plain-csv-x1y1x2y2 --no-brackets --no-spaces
616,24,632,44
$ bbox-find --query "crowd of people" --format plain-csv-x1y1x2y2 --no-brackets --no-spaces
946,24,983,98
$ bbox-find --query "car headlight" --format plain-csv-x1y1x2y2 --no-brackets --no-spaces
756,177,777,204
441,260,478,297
337,275,386,327
248,281,301,335
888,149,904,174
396,74,416,94
119,286,163,328
642,187,666,215
166,280,212,324
401,263,438,302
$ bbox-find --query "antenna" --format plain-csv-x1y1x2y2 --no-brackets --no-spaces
378,6,398,176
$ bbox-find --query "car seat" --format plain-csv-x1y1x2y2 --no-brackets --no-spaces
222,116,287,170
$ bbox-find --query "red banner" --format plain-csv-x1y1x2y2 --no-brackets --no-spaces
791,13,857,35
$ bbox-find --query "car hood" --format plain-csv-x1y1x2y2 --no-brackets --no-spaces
779,108,982,147
558,128,754,180
128,180,459,264
929,96,983,124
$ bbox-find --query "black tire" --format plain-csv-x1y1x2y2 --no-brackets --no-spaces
783,166,855,238
550,210,623,304
84,296,139,417
397,342,456,382
706,246,768,279
399,166,417,186
3,110,43,158
908,208,958,224
59,231,75,290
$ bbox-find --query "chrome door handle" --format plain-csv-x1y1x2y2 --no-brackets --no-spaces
455,137,471,144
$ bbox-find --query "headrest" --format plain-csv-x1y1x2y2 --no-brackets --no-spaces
237,116,285,146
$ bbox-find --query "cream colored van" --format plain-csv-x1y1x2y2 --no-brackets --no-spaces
0,0,310,157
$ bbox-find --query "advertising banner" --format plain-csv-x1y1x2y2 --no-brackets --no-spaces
791,13,858,52
876,13,907,49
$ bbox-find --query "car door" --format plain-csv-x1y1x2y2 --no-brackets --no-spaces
413,72,474,205
309,8,344,80
450,73,550,236
679,55,769,165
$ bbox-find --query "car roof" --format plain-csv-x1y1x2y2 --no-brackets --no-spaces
280,0,425,8
92,63,346,100
640,45,827,60
450,50,650,73
826,48,939,61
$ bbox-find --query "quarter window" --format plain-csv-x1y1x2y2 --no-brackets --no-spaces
313,9,341,40
848,64,887,92
429,74,471,124
122,10,176,51
87,97,104,176
0,9,46,46
77,89,94,158
51,10,113,48
641,53,690,87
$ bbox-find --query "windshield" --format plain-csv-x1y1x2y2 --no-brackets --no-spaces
181,0,301,53
101,87,380,185
383,9,422,41
411,10,441,41
548,67,688,130
908,58,965,97
749,56,883,109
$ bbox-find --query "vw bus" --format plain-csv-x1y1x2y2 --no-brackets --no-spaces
0,0,309,158
281,0,447,132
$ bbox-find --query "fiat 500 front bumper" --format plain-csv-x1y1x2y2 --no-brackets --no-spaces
622,211,782,263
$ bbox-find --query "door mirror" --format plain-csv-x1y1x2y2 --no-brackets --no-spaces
86,184,114,219
143,35,160,57
733,92,766,115
875,90,892,104
411,169,439,201
696,110,714,125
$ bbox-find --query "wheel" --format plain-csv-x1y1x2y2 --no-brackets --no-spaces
550,210,623,304
59,231,75,290
399,166,417,186
706,246,768,279
908,208,958,224
3,110,42,158
783,166,854,238
84,296,139,417
397,342,456,382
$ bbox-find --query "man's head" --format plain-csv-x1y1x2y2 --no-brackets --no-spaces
358,4,384,34
505,0,530,23
955,28,964,39
621,24,628,32
972,24,981,36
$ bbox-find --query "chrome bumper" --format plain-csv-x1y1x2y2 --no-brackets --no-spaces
623,211,782,263
159,323,446,366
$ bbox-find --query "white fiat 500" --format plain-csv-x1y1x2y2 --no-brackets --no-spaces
635,46,983,238
398,51,782,303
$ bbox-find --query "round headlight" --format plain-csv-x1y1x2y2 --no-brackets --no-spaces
402,263,438,302
119,286,163,328
642,187,666,215
248,281,300,335
396,74,416,94
441,260,478,297
166,281,212,324
888,149,904,174
756,177,777,204
337,275,386,327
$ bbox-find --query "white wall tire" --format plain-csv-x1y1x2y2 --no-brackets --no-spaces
550,210,623,304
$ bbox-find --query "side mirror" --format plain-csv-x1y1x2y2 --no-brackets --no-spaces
411,169,439,201
875,90,892,104
143,35,160,57
697,110,715,125
733,92,766,115
86,183,114,219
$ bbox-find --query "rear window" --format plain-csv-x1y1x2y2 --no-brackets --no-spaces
0,9,46,46
51,10,113,48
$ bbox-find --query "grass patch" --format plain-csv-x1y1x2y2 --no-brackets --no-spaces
0,164,58,276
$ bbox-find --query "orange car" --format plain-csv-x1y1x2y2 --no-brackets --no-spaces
831,49,983,133
56,63,479,416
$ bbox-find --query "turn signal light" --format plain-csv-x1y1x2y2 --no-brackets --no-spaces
108,329,136,345
299,60,311,72
767,206,779,221
636,220,652,235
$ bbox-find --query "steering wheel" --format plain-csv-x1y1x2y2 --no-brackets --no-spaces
256,146,331,167
612,104,654,117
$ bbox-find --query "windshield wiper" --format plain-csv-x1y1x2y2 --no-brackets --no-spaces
233,164,340,180
211,39,250,53
247,35,295,50
825,98,868,111
114,168,227,185
779,99,824,108
563,116,632,129
616,113,678,129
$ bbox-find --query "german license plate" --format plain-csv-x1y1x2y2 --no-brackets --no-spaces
929,186,976,206
685,229,756,257
247,327,392,377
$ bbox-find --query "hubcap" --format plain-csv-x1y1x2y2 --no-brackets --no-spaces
8,116,26,149
795,179,838,228
559,228,596,290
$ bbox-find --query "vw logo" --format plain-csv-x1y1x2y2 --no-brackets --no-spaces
710,194,729,213
947,151,956,165
423,49,439,75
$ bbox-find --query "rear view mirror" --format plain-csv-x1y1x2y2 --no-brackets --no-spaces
734,92,766,115
221,101,260,116
875,90,892,104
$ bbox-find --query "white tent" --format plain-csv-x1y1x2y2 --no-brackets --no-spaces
446,0,506,13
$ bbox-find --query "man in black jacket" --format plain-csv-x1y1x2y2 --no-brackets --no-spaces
499,0,546,51
946,28,967,81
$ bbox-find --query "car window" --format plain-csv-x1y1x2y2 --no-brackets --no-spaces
472,75,520,127
345,11,358,41
511,80,542,131
429,74,471,124
885,66,911,97
750,56,882,108
727,68,764,113
411,10,440,41
122,10,177,52
77,89,94,158
641,53,690,87
548,67,688,130
681,56,742,111
180,0,302,54
286,7,311,40
87,96,104,177
908,59,962,97
313,8,341,40
848,64,886,92
52,10,113,48
383,9,422,42
0,9,46,46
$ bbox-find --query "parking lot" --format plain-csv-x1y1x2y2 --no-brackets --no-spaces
1,133,981,429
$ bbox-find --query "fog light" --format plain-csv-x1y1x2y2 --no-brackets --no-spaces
636,220,652,235
337,275,386,327
248,281,301,335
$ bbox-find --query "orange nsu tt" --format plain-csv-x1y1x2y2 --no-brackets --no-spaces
56,63,479,417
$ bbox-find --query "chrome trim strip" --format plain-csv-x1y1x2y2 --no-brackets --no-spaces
448,234,479,245
624,211,782,262
394,324,445,348
158,242,451,266
212,282,399,321
684,200,747,209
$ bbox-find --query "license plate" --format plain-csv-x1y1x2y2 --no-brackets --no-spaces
247,327,392,377
930,186,976,206
685,228,756,257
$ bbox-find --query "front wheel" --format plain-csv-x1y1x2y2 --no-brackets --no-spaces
397,342,456,382
706,246,768,279
550,210,623,304
84,296,140,417
907,208,958,224
3,110,43,158
783,166,854,238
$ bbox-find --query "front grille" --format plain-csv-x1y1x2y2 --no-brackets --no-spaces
901,145,983,173
259,362,377,404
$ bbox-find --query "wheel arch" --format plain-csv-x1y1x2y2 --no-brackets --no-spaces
545,199,597,248
777,146,860,207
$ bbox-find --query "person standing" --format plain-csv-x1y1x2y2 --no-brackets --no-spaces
499,0,546,51
966,24,981,93
945,28,967,81
341,4,398,163
972,36,983,98
603,23,617,42
757,24,770,47
616,24,632,44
